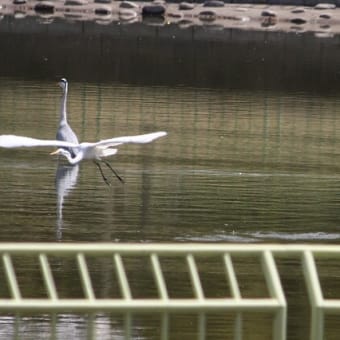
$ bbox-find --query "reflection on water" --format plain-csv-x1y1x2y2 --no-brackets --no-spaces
2,17,340,93
178,231,340,243
0,312,274,340
55,163,79,240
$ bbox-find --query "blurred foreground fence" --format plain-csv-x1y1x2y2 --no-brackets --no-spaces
0,243,340,339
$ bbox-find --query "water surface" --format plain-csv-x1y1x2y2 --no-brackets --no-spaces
1,17,340,338
0,79,340,245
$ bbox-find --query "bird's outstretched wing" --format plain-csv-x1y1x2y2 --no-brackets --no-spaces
0,135,78,149
0,132,167,150
94,131,167,148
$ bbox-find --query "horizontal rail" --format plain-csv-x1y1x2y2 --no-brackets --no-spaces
0,243,338,256
321,301,340,314
0,298,282,312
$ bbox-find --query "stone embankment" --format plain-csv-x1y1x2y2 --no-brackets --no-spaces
1,0,340,35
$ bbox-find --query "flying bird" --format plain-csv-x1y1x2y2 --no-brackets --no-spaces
56,78,79,157
0,131,167,185
56,78,122,183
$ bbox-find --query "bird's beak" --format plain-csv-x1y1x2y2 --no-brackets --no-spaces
50,149,59,155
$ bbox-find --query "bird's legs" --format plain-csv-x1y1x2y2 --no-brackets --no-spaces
102,160,124,183
94,161,111,186
94,161,124,185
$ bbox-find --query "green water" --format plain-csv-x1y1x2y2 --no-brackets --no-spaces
0,16,340,339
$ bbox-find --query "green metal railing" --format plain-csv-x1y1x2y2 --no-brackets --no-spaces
0,243,340,339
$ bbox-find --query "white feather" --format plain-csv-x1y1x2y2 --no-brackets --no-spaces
0,135,77,148
94,131,167,148
0,131,167,165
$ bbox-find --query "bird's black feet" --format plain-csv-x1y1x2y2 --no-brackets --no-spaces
103,160,124,184
94,161,112,186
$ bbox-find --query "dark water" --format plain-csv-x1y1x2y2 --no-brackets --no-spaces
1,14,340,340
1,79,340,245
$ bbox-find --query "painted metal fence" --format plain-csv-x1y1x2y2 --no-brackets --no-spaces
0,243,340,340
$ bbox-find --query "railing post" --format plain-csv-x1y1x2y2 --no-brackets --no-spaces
302,251,324,340
186,254,204,300
2,253,21,300
114,253,132,300
262,250,286,340
39,254,58,300
150,253,168,301
76,253,95,300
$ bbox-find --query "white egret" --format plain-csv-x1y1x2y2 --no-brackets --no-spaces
0,131,167,184
55,77,122,183
56,78,79,157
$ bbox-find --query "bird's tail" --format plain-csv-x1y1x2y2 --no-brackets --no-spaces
101,148,118,157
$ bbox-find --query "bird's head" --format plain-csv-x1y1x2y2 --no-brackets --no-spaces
50,147,79,165
50,148,70,158
58,78,68,91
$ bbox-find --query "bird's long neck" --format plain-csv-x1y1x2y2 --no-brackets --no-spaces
60,84,68,125
62,149,82,165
